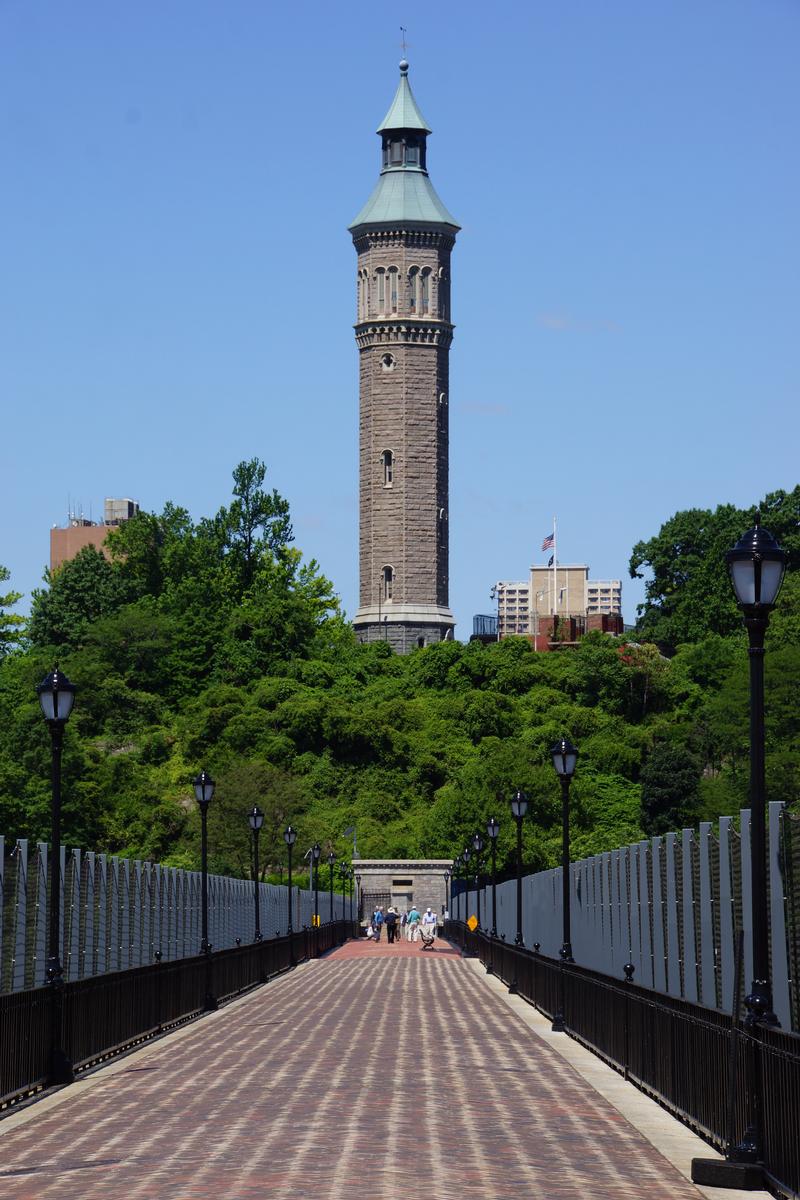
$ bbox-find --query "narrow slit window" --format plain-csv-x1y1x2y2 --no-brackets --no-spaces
389,269,398,311
421,270,430,314
381,449,393,486
377,270,385,310
383,566,394,600
408,268,417,311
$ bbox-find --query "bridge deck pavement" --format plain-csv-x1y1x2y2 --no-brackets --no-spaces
0,939,764,1200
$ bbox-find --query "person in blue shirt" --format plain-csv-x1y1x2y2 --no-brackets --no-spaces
372,907,384,941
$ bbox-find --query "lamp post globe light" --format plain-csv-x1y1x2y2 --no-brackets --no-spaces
312,843,321,928
36,667,77,1085
472,832,485,929
328,851,336,925
726,515,787,1032
193,769,217,1012
509,790,528,948
487,817,500,938
248,806,265,943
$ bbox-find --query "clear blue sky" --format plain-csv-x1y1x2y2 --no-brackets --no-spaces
2,1,798,629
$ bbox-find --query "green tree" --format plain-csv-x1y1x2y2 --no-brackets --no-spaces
0,565,25,657
640,741,702,834
206,458,293,593
28,546,126,650
629,487,800,653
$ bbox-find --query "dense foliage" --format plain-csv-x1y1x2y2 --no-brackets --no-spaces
1,467,797,882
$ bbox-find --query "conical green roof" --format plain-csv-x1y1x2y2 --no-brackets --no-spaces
350,170,459,230
377,61,431,133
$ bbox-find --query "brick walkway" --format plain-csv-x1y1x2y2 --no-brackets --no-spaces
0,940,708,1199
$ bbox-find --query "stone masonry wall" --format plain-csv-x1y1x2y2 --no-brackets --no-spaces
355,229,454,618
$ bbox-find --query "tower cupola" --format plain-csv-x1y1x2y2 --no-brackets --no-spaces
350,61,459,233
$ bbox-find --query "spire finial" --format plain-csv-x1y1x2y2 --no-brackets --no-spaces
399,25,409,73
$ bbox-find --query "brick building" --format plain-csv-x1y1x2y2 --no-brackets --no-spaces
350,60,459,652
50,498,139,571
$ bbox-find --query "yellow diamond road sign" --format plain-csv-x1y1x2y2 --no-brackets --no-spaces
467,915,478,932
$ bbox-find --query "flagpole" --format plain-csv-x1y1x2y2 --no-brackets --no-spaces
552,516,557,617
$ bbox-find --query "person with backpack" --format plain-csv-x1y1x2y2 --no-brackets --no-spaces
372,907,384,942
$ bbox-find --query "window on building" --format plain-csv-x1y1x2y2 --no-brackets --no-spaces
390,140,403,164
405,138,419,165
383,565,394,600
408,267,418,310
421,269,430,314
381,449,393,486
389,268,398,311
377,269,385,311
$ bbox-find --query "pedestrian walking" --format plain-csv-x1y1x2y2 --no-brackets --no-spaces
373,907,384,942
407,905,421,942
421,907,437,942
385,907,398,943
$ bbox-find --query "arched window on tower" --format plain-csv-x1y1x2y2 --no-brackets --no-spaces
420,269,430,315
408,267,418,312
358,271,368,321
381,449,394,487
376,268,385,313
389,267,398,313
382,565,394,601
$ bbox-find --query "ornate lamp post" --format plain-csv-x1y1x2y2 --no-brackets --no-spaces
36,667,77,1084
462,846,472,922
284,825,296,939
551,737,578,964
550,737,578,1033
443,870,450,922
193,769,217,1011
726,515,787,1031
355,873,362,923
328,851,336,925
248,806,264,942
509,790,529,947
472,832,485,929
312,842,321,927
487,816,500,938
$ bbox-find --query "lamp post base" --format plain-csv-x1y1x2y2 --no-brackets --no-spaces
47,1046,75,1087
691,1158,763,1190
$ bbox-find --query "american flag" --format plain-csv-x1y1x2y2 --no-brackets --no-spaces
541,532,554,551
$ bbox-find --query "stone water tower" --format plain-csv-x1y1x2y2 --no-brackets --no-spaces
349,60,459,651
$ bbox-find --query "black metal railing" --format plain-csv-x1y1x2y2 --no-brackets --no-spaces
446,921,800,1198
1,919,356,1112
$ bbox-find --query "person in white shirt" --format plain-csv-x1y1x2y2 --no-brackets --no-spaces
421,907,437,941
